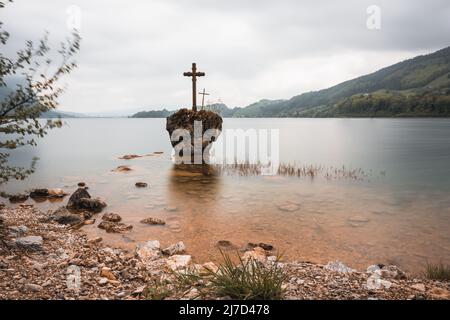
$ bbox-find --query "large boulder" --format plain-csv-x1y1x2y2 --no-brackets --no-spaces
166,109,222,163
67,188,106,213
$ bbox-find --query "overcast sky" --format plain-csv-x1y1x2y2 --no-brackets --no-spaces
2,0,450,114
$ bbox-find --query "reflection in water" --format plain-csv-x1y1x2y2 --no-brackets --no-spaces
2,118,450,274
166,163,222,242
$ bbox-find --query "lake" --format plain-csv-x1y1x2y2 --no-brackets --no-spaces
3,118,450,273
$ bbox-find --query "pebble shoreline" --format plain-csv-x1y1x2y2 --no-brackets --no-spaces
0,204,449,300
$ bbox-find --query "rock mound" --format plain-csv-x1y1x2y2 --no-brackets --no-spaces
166,108,222,163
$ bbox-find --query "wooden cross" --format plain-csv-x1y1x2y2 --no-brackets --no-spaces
183,63,205,112
198,88,210,110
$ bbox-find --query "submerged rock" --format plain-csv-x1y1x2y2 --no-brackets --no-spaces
277,203,300,212
140,217,165,225
98,221,132,233
102,213,122,223
29,189,49,198
216,240,237,250
119,154,141,160
247,242,274,251
8,194,29,203
348,215,370,227
135,182,148,188
30,188,68,199
112,165,132,173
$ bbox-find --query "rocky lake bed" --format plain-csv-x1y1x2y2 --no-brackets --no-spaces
1,186,449,300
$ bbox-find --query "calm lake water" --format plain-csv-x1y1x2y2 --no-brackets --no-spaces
3,118,450,273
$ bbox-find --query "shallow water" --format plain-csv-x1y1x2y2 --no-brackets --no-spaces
3,118,450,273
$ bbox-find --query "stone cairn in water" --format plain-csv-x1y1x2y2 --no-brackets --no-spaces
166,63,223,164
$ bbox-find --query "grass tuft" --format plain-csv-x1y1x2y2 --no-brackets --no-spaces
205,250,286,300
143,277,172,300
424,262,450,281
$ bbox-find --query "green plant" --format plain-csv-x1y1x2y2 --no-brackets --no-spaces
143,277,172,300
0,1,80,184
206,251,286,300
171,266,202,290
171,266,210,299
424,262,450,281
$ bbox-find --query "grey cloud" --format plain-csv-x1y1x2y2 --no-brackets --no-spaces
1,0,449,113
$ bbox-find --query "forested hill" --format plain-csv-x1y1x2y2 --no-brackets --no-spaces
131,46,450,118
130,109,173,118
232,46,450,117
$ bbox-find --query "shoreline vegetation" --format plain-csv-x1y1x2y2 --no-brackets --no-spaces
1,189,449,300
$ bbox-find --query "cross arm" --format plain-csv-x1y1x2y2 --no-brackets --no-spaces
183,72,193,76
196,72,205,77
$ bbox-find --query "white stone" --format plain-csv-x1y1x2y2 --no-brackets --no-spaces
366,265,381,274
366,274,392,290
48,188,68,197
324,260,355,273
202,261,218,274
167,255,192,270
135,240,161,262
242,247,267,263
183,288,199,300
162,241,186,256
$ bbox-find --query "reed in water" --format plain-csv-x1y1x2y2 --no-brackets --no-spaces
213,161,375,181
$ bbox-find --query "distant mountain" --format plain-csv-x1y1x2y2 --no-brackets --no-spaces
233,46,450,117
40,110,88,118
130,109,173,118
